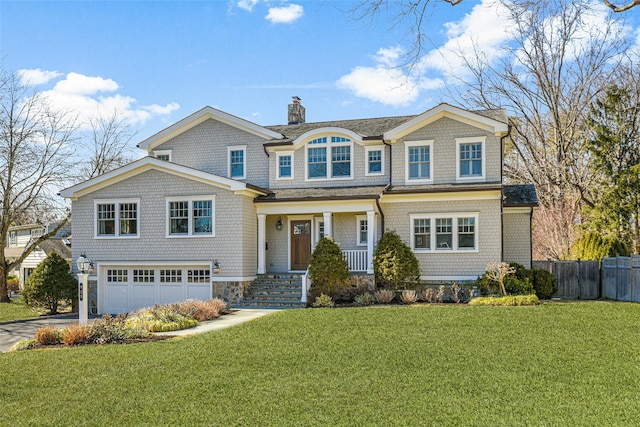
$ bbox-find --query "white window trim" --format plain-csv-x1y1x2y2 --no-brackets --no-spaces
456,136,486,182
227,145,247,180
409,212,479,253
94,198,140,239
276,150,294,180
165,195,216,238
356,215,368,247
365,146,385,176
153,150,172,162
304,138,354,182
313,217,325,246
405,140,434,184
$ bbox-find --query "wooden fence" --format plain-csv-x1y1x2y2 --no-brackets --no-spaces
533,256,640,301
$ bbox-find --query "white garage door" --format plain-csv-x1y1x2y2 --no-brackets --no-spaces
102,266,212,314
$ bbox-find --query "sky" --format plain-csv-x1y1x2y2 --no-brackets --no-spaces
1,0,639,144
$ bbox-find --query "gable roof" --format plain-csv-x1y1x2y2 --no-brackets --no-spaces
137,106,284,151
59,157,270,200
503,184,538,207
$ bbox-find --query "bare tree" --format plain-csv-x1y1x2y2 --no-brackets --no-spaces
0,70,79,302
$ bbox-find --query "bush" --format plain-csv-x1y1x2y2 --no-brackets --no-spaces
34,325,61,345
311,293,334,308
174,298,227,321
374,289,395,304
354,293,375,306
7,275,20,293
308,237,350,298
22,252,77,315
435,285,446,303
532,268,557,300
450,283,463,303
61,324,92,345
9,339,38,352
469,294,540,306
126,305,199,332
400,289,418,304
373,230,420,290
421,288,436,303
90,314,149,344
503,275,534,295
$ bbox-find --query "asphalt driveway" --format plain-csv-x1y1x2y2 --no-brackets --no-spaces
0,314,85,352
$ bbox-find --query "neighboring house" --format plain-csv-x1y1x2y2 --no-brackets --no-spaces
4,222,72,289
60,100,537,314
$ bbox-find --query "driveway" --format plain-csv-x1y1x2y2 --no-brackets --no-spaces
0,314,85,352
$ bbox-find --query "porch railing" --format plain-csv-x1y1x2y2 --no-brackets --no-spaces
342,249,368,272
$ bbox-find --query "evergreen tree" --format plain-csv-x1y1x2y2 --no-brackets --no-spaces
373,230,420,290
23,253,77,315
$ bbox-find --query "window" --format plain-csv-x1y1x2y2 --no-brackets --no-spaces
365,147,384,175
356,216,368,246
153,150,172,162
306,136,353,180
133,269,154,283
188,269,210,283
166,196,215,237
457,137,485,181
107,269,128,283
228,145,246,179
277,151,293,179
95,199,139,238
405,140,433,183
410,213,478,252
314,218,325,245
160,269,182,283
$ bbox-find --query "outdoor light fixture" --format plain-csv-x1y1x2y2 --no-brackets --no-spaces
275,217,283,230
212,259,221,274
76,253,90,325
76,253,90,274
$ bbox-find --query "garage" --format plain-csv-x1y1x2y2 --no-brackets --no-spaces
100,265,212,314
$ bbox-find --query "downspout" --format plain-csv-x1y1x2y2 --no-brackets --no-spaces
500,123,512,263
379,139,393,233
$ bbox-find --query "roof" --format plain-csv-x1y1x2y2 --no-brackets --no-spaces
386,182,503,195
256,186,388,202
4,246,23,261
503,184,538,207
38,239,72,259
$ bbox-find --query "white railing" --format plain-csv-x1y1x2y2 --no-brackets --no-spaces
342,250,368,272
301,267,310,303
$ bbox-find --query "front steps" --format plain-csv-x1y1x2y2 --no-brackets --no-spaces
240,274,307,309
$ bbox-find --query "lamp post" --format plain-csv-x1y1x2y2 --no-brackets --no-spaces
76,253,90,325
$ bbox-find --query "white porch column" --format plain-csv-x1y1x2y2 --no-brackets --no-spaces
367,210,375,274
257,213,266,274
323,211,332,238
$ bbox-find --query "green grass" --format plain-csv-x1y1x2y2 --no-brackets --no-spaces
2,302,640,426
0,297,41,322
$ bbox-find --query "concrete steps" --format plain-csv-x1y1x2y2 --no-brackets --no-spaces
240,274,306,309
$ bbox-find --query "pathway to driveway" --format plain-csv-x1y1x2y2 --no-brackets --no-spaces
0,309,278,353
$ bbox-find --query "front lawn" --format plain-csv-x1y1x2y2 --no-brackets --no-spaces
1,302,640,425
0,297,41,322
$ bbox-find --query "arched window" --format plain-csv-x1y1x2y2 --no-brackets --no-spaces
305,136,353,180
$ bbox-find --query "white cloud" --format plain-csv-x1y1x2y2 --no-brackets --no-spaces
237,0,259,12
18,68,62,85
23,71,180,129
337,47,443,107
265,4,303,24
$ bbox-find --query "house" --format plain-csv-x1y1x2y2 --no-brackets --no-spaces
4,222,72,289
59,100,537,314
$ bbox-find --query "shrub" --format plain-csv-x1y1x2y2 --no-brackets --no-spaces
34,325,61,345
7,274,20,293
484,262,516,296
435,285,446,303
90,314,149,344
9,339,38,352
126,305,199,332
338,283,371,302
422,288,436,303
354,293,375,306
61,324,92,345
400,289,418,304
308,237,350,298
311,293,334,308
22,252,77,315
532,268,557,300
469,294,540,306
175,298,226,321
450,283,462,303
503,275,534,295
374,289,395,304
373,230,420,290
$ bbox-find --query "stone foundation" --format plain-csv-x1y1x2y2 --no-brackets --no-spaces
349,273,375,290
212,280,250,306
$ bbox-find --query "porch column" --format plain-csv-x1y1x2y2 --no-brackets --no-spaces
323,211,332,238
257,213,266,274
367,210,375,274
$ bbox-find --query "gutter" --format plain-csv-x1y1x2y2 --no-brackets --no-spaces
500,123,512,264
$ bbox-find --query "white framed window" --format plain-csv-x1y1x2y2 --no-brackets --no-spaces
165,196,215,237
410,213,479,252
365,146,384,176
456,137,485,181
188,269,210,283
276,151,294,180
94,199,140,239
405,140,433,184
356,215,368,246
153,150,172,162
228,145,246,179
305,136,353,181
314,217,325,245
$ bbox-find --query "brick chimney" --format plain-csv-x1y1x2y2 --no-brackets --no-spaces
288,96,305,125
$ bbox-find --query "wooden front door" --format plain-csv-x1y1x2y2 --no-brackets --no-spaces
291,220,311,270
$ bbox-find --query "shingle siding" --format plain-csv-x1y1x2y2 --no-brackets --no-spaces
503,211,532,268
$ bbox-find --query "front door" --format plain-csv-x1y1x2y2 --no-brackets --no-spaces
291,220,311,270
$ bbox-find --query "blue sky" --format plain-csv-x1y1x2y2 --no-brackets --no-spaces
2,1,639,142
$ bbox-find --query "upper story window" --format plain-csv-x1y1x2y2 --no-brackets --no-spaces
405,140,433,184
365,146,384,176
305,136,353,180
410,213,478,252
166,196,215,237
95,199,139,238
456,137,486,181
153,150,172,162
276,151,294,180
228,145,246,179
